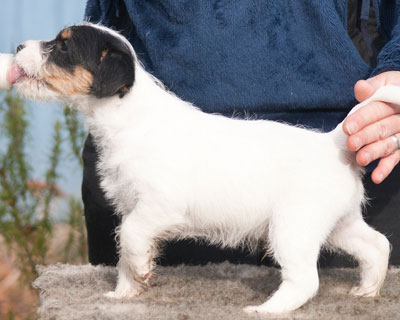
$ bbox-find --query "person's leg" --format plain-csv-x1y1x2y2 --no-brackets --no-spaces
82,134,120,266
364,165,400,265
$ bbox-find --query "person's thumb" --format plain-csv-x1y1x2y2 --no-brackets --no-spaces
354,79,376,102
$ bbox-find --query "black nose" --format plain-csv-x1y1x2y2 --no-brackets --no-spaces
16,44,25,53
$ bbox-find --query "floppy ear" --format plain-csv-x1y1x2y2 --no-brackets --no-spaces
91,50,135,98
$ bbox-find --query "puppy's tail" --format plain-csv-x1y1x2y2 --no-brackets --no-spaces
331,85,400,151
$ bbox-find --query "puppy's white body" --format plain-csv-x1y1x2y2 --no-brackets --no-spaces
13,24,393,314
90,68,345,242
88,64,389,313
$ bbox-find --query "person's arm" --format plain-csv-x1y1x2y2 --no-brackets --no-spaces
344,1,400,184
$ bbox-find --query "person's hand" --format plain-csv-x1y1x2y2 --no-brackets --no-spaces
343,71,400,184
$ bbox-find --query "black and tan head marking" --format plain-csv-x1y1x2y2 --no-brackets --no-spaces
60,28,73,40
41,25,135,98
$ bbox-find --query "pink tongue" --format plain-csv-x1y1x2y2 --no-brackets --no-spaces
9,65,26,84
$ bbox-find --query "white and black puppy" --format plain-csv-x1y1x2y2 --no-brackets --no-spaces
11,23,395,314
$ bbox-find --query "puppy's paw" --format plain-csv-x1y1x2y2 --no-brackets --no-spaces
104,288,142,299
243,304,278,315
133,259,154,282
349,285,380,297
104,291,120,299
243,303,293,315
243,305,261,314
134,270,152,284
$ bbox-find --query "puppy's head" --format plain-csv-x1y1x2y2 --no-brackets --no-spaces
12,24,135,102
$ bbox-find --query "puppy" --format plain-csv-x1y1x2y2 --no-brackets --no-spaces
11,23,393,314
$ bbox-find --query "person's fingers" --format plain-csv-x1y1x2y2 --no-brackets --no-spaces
356,133,400,166
347,113,400,151
343,101,397,137
350,71,400,184
371,149,400,184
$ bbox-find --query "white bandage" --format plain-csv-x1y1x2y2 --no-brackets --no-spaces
0,54,14,90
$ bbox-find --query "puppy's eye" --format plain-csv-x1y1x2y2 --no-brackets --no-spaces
60,39,68,53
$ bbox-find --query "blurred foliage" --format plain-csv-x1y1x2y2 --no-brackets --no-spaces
0,94,87,319
63,107,86,168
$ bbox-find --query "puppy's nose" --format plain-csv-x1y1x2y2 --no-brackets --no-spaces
16,44,25,53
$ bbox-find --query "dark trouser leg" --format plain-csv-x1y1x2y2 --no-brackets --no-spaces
363,166,400,265
82,134,120,266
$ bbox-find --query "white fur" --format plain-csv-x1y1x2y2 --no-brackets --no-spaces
14,24,393,314
14,39,61,102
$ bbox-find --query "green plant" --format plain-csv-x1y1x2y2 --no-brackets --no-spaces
61,106,87,263
0,93,88,319
63,106,86,168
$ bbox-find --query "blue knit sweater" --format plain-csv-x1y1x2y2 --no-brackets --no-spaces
85,0,400,130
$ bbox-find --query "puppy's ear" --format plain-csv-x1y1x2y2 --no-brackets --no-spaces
91,50,135,98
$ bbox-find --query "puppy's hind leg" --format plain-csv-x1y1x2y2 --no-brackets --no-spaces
244,206,332,314
328,213,390,297
105,203,181,299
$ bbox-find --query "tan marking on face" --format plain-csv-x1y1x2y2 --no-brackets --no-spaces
101,49,109,61
42,64,93,96
119,86,130,94
61,28,72,39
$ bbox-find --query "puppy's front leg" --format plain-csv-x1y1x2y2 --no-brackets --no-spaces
105,206,161,299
